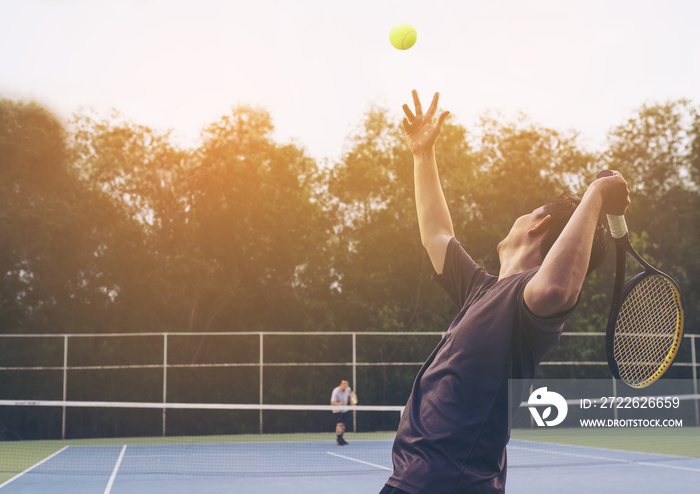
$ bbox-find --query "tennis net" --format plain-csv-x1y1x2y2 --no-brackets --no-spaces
0,395,698,481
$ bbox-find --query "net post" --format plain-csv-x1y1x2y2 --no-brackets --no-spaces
259,333,264,434
352,333,357,433
612,377,618,422
163,333,168,437
62,335,68,440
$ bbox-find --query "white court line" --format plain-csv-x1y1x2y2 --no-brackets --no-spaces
103,445,127,494
325,451,392,471
636,461,700,473
510,445,700,473
511,445,643,464
0,446,69,489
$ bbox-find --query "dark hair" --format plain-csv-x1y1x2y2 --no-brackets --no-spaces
539,192,608,275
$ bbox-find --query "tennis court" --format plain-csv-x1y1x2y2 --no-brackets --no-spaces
2,333,699,493
1,427,699,494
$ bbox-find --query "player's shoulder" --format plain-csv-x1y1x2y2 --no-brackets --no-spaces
488,267,537,300
500,266,539,286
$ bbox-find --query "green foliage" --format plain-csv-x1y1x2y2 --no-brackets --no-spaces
605,100,700,336
184,107,331,331
326,106,452,332
450,113,594,270
0,101,124,332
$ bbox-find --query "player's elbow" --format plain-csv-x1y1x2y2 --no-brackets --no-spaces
421,233,452,274
525,284,578,317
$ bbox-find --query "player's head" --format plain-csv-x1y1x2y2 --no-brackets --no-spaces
538,192,608,275
498,192,607,275
339,380,349,390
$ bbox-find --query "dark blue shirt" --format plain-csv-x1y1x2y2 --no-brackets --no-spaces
386,238,574,494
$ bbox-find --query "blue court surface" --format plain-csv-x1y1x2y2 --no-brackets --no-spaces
1,436,699,493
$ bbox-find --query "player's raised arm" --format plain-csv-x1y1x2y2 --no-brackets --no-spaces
524,172,630,317
402,90,453,274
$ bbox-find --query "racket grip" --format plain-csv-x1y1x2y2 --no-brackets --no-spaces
606,214,628,239
596,171,629,239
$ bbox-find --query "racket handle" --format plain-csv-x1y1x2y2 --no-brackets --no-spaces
596,170,629,239
605,214,628,239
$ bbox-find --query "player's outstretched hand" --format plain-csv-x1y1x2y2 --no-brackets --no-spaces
402,90,450,156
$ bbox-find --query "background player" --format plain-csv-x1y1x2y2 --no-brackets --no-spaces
330,379,352,445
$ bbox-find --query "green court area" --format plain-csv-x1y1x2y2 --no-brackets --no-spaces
511,426,700,458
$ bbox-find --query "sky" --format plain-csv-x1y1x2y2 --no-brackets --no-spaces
1,0,699,161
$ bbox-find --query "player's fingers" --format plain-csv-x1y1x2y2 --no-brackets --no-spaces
611,170,628,184
411,89,423,115
434,110,450,133
597,169,627,181
427,92,440,116
401,117,411,133
402,104,415,121
599,170,627,187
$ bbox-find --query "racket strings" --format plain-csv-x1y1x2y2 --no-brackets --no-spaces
613,275,683,386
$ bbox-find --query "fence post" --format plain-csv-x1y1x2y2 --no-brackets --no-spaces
692,335,698,427
260,333,264,434
163,333,168,437
62,335,68,440
352,333,357,433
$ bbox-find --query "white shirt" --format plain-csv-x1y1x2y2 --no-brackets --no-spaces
330,386,351,413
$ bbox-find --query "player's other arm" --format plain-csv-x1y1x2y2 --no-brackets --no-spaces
402,90,453,274
524,172,630,317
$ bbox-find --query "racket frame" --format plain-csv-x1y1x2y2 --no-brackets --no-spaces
605,233,685,388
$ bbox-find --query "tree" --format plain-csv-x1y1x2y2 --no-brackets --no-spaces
604,100,700,335
447,113,595,272
69,106,333,333
68,109,191,332
0,100,124,333
326,106,459,334
174,106,331,331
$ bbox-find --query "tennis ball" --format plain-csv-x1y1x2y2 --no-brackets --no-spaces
389,23,417,50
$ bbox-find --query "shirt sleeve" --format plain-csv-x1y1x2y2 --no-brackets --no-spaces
515,270,578,372
432,237,493,309
522,300,576,333
520,274,578,335
517,271,578,364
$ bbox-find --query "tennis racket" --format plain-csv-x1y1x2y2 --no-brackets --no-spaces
597,170,685,389
350,391,358,405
